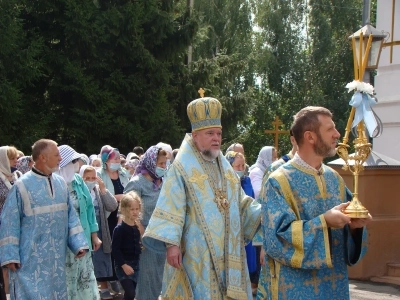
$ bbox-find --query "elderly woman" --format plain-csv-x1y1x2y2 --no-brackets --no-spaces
0,146,19,298
56,145,100,300
97,145,130,294
0,146,19,214
124,145,167,300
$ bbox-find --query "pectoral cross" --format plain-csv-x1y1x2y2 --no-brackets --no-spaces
214,189,229,211
264,116,290,152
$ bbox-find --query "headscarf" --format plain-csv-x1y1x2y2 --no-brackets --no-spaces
58,145,82,168
225,151,239,166
134,146,163,190
249,146,275,173
79,165,96,199
100,145,120,169
126,152,140,162
16,156,32,174
57,145,82,184
125,159,140,169
0,146,12,178
89,154,98,164
79,154,90,166
134,146,161,178
79,165,93,178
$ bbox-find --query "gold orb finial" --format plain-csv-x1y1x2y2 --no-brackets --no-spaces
198,87,205,98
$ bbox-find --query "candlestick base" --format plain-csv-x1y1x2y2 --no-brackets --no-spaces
343,196,369,219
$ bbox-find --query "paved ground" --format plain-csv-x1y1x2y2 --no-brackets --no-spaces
349,280,400,300
109,280,400,299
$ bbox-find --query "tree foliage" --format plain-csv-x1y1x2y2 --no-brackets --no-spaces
0,0,374,162
0,0,196,154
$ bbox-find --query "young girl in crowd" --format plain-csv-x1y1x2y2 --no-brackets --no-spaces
123,145,167,300
112,192,144,300
80,166,118,300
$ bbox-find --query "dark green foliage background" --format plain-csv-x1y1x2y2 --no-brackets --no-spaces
0,0,375,162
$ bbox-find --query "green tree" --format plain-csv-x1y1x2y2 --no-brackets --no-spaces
0,0,197,154
241,0,365,163
0,1,44,150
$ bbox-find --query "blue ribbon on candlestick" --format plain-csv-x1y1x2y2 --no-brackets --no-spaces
349,91,378,137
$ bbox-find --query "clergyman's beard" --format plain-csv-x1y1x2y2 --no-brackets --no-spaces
45,164,60,173
314,133,337,158
201,149,220,161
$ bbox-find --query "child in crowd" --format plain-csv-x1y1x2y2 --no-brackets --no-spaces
112,192,144,300
80,166,118,300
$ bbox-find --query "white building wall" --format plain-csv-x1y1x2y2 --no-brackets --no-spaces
373,0,400,160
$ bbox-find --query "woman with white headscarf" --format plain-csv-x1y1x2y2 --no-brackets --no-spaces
248,145,277,294
0,146,19,215
249,146,277,200
56,145,101,300
0,146,19,300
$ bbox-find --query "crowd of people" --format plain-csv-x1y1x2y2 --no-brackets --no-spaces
0,95,371,300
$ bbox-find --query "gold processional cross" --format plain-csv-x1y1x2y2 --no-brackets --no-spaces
198,87,205,98
264,116,290,153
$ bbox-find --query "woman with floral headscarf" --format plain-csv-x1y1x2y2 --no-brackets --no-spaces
123,146,167,300
97,145,130,296
16,156,33,175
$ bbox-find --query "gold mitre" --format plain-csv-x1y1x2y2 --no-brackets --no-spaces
187,96,222,131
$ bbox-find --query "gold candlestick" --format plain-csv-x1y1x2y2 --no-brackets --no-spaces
336,35,373,219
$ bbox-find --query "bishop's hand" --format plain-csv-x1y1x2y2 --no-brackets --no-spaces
167,245,182,269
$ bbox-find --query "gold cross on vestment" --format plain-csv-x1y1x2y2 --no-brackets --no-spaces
278,278,294,299
189,168,208,192
198,87,205,98
225,170,238,187
323,272,344,290
304,270,322,294
264,116,290,152
304,249,327,268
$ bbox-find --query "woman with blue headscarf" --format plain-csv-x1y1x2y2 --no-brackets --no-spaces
123,145,168,300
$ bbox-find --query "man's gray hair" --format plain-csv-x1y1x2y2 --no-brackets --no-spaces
32,139,57,161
